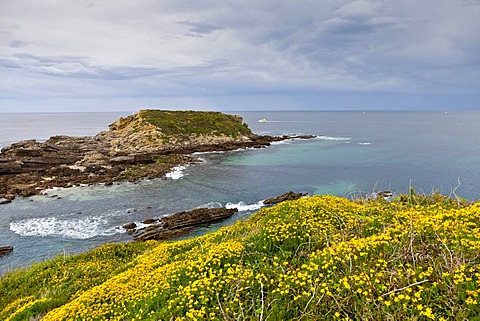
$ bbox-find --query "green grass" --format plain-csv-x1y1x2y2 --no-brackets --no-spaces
1,194,479,320
138,110,253,140
0,242,155,321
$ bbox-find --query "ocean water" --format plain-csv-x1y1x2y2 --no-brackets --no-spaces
1,110,480,275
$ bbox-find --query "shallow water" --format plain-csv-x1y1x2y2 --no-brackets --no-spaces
1,110,480,275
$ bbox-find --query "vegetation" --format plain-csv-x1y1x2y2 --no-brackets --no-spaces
138,110,253,140
1,194,479,320
0,242,155,321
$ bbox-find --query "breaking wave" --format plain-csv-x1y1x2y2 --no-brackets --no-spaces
9,215,125,239
225,200,265,212
316,136,351,141
166,166,187,179
196,202,223,209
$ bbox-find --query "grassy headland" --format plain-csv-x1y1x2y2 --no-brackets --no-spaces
104,110,254,148
1,194,479,320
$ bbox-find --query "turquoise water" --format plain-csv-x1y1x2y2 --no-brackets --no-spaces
1,110,480,274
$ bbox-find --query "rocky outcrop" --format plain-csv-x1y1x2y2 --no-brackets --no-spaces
0,137,106,174
263,191,308,205
0,197,12,205
0,246,13,257
132,208,238,241
0,110,315,201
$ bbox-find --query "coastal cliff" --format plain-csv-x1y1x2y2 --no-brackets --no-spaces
0,110,313,201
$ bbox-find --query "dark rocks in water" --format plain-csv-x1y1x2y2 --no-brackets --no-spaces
263,191,308,205
104,181,113,186
133,207,238,242
135,226,195,241
126,229,136,235
0,246,14,257
281,134,316,140
123,222,137,235
295,135,316,140
377,190,393,198
142,218,158,224
123,222,137,230
0,198,12,205
161,208,238,230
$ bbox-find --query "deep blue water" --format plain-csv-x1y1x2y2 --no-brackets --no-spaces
1,110,479,275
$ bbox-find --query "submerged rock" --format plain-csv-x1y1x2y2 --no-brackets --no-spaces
263,191,308,205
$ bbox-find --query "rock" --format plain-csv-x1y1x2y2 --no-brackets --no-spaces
295,135,316,140
161,208,238,230
104,181,113,186
377,190,393,198
13,184,37,197
123,222,137,230
126,229,136,235
0,246,14,257
133,207,238,242
135,226,195,241
0,198,12,205
142,218,158,224
263,191,308,205
79,151,109,166
109,156,136,164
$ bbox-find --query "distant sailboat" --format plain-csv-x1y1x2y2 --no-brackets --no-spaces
258,118,268,123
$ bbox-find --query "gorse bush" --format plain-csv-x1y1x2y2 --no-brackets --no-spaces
1,195,479,320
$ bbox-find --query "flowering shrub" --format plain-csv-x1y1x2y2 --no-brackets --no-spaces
1,195,479,320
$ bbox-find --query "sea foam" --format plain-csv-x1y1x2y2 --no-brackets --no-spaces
196,202,223,209
9,214,125,239
165,166,187,179
225,200,265,212
316,136,351,141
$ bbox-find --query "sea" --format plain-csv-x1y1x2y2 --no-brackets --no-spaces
1,110,480,275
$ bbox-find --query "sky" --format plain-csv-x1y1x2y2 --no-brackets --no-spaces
0,0,479,112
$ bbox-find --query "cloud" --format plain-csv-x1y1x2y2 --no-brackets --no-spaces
0,0,479,111
179,20,223,36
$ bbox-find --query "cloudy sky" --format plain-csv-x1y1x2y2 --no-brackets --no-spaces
1,0,479,112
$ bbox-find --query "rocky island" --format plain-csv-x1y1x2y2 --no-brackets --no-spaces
0,109,314,201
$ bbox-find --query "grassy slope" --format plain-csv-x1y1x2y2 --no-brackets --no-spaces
1,195,479,320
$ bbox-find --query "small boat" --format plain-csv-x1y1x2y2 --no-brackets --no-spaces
258,118,268,123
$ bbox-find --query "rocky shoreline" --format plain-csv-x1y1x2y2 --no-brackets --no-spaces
0,110,315,202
